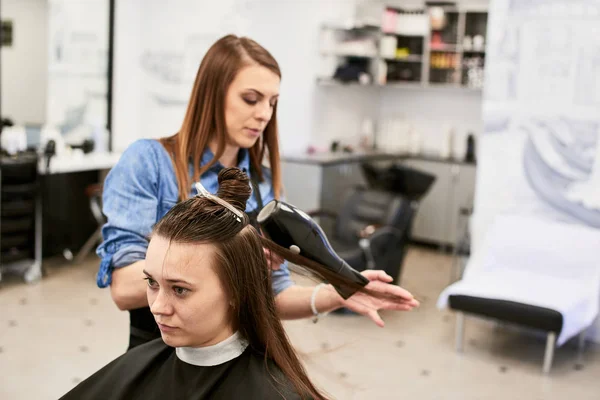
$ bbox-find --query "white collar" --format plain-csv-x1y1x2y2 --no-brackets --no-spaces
175,332,249,367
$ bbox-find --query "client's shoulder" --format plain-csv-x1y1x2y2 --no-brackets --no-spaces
113,338,172,369
234,348,305,400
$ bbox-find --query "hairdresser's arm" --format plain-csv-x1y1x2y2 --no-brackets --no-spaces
276,271,419,326
96,140,161,311
110,260,148,310
268,254,341,318
275,284,342,320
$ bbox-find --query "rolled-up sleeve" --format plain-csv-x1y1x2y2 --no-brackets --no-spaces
259,170,295,296
96,140,160,288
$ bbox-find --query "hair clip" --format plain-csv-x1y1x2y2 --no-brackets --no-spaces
194,182,243,223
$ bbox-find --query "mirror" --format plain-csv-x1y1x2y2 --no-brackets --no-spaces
0,0,111,151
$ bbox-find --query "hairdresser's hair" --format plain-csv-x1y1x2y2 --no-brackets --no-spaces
159,34,282,201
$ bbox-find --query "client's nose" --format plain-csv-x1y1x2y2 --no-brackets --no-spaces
150,289,174,316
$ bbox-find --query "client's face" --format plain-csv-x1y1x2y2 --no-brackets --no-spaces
144,235,233,348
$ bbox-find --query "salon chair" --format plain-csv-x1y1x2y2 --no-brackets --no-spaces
73,183,105,264
309,187,416,284
307,162,436,283
360,162,436,202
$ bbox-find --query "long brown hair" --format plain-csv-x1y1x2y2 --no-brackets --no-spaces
152,168,393,399
159,34,282,201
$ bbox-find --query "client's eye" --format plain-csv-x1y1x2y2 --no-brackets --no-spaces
144,277,158,289
173,286,189,296
243,97,258,105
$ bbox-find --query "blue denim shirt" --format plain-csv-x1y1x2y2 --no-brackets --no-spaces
96,139,294,295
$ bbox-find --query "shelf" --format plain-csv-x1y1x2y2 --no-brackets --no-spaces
382,81,425,88
384,55,423,62
430,45,461,52
320,52,378,58
383,32,427,38
321,23,381,31
320,54,424,62
318,9,488,92
316,78,374,87
428,5,461,12
316,78,483,92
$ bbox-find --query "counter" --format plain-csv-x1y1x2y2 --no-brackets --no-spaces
281,150,476,167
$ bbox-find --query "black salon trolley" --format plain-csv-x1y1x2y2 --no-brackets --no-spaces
0,151,43,283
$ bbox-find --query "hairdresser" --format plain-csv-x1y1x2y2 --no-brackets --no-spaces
96,35,418,350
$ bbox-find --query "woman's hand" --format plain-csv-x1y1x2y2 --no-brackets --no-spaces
263,248,284,270
340,270,419,327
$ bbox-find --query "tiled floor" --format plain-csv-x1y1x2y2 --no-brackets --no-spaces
1,247,599,399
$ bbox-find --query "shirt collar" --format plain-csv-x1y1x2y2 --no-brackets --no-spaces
201,147,251,173
175,331,249,366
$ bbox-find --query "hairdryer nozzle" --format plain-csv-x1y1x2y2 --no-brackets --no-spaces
258,200,368,299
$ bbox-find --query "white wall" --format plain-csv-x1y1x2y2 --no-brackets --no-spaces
112,0,363,154
378,87,483,158
112,0,487,156
246,1,369,155
0,0,48,125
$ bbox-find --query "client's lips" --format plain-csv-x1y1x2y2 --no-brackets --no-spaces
157,322,178,332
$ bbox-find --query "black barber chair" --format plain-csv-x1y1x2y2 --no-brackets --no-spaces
307,163,435,285
309,188,415,284
361,163,436,202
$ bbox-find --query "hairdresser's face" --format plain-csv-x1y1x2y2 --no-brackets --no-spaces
224,64,280,149
144,236,232,348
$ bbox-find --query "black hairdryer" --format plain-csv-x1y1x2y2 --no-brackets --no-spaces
257,200,369,299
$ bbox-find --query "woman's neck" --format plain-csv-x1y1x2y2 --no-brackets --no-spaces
208,139,240,168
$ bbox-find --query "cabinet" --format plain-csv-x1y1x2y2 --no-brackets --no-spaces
282,161,368,235
402,159,453,244
282,161,368,212
317,5,488,90
402,159,476,246
0,152,42,283
321,163,367,212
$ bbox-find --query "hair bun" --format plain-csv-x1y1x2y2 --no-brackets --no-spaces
216,167,252,213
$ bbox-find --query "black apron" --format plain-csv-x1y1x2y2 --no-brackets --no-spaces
127,167,264,351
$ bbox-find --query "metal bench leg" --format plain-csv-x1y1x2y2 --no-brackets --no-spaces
455,312,465,352
576,329,587,365
543,332,556,375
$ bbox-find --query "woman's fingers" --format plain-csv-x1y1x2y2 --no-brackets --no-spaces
345,297,385,327
368,309,385,328
379,299,417,311
361,270,393,282
366,279,416,302
263,248,282,270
